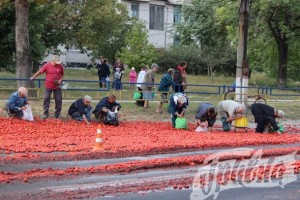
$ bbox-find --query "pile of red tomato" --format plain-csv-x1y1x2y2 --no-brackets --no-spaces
0,116,299,184
1,117,300,158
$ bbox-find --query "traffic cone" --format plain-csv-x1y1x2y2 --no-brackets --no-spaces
93,125,103,151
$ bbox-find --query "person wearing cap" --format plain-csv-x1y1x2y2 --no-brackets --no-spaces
156,68,174,113
68,95,93,125
129,67,137,90
142,63,159,108
250,103,284,134
92,94,122,121
218,100,246,131
168,93,189,128
30,55,64,119
195,102,218,132
4,87,32,120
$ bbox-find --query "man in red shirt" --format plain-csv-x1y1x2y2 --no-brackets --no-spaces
30,55,64,119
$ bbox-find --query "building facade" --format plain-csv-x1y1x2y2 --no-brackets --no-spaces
119,0,183,48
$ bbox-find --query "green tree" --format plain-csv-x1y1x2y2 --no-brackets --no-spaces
251,0,300,87
0,3,15,72
175,0,236,80
117,21,157,69
74,0,131,64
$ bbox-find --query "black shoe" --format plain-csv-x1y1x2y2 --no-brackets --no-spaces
42,113,49,119
53,114,59,119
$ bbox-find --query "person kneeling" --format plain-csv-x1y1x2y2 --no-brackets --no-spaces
195,102,217,132
4,87,34,121
68,95,93,125
92,95,121,125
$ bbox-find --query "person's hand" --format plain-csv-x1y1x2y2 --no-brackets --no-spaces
181,82,185,85
200,122,206,128
20,106,26,110
29,77,34,81
86,121,91,125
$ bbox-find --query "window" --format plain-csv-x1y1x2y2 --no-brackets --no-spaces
131,3,139,18
173,7,181,24
149,5,164,31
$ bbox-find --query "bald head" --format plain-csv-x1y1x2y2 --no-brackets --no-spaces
18,87,28,97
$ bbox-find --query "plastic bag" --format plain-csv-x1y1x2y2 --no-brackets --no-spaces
195,126,208,132
133,91,141,100
175,117,188,129
59,82,69,90
22,105,34,121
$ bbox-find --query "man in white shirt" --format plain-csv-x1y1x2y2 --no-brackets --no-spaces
218,100,246,131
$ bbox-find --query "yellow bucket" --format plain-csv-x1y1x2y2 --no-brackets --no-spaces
235,117,248,128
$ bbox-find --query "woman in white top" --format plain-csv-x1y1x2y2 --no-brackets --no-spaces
135,66,149,107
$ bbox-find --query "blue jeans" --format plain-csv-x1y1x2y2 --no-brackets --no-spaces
114,79,121,90
71,107,92,121
43,88,62,116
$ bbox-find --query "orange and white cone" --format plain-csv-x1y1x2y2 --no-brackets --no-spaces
93,125,103,151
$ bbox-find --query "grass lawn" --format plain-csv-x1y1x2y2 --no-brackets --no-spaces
0,68,300,121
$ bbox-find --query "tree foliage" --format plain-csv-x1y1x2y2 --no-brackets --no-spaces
175,0,237,78
117,21,157,70
0,3,15,72
74,0,132,64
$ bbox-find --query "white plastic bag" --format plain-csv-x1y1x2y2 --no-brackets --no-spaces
22,105,34,121
195,126,208,132
59,82,69,90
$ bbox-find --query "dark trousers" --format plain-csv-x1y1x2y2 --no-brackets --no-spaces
43,88,62,116
174,84,184,93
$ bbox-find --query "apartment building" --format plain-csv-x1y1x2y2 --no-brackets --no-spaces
119,0,183,48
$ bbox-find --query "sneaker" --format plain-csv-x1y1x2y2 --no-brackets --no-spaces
42,113,48,119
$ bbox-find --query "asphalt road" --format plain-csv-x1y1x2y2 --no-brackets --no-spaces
1,145,299,200
96,174,300,200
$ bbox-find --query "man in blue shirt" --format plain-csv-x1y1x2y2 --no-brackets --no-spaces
195,102,218,132
93,95,121,121
68,95,93,125
5,87,28,118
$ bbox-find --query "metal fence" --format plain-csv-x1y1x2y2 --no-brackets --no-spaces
0,78,299,102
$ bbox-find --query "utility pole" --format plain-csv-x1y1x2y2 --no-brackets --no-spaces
236,0,250,104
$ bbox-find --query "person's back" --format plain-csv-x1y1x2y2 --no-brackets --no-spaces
158,72,174,92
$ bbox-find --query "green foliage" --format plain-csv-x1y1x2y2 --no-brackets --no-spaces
0,1,78,72
117,21,158,70
74,0,132,64
173,0,237,76
155,45,236,76
249,0,300,86
0,3,15,72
